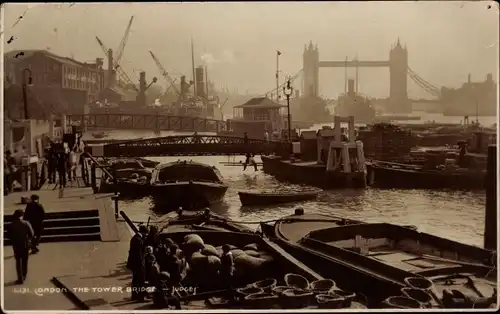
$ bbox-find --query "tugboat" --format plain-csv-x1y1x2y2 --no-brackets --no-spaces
261,116,367,189
150,160,228,211
334,79,376,124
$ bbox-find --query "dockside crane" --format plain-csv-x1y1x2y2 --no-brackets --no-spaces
149,50,181,97
113,16,134,71
96,15,138,92
96,37,138,91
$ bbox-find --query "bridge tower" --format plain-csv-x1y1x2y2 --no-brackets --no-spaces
303,41,319,97
389,39,410,112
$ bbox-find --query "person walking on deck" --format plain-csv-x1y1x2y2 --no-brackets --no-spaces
7,209,34,284
23,194,45,254
127,225,149,302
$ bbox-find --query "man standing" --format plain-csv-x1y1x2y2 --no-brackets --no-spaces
220,244,234,291
55,150,67,188
4,150,16,194
23,194,45,254
127,225,149,302
8,209,34,284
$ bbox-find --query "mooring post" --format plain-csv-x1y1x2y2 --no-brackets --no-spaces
111,192,120,220
484,144,497,251
91,163,97,193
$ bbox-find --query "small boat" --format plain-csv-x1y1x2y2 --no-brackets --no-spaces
238,190,320,206
91,131,108,139
98,158,157,198
366,160,486,190
261,211,496,308
98,177,151,198
150,160,228,212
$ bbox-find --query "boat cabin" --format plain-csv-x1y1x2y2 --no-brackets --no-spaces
228,97,288,139
150,160,224,184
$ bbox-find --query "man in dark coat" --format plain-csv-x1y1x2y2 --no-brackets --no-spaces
23,194,45,254
4,150,16,195
55,151,67,187
8,209,34,284
46,143,56,184
127,225,149,301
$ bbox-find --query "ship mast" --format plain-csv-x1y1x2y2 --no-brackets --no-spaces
205,65,209,99
355,54,359,95
191,38,197,98
344,56,348,95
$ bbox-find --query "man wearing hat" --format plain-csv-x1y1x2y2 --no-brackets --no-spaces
127,225,149,302
23,194,46,254
7,209,34,284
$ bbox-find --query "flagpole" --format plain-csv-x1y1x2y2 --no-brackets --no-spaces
276,50,280,101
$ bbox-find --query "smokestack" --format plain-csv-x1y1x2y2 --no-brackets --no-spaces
107,49,115,87
96,58,104,69
205,66,209,99
347,79,355,97
138,71,146,107
468,74,471,84
195,66,205,98
295,89,300,98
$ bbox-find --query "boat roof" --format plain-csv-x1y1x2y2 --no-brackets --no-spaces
234,97,286,109
153,160,218,170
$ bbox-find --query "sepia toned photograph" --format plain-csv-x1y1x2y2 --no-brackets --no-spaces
1,1,498,311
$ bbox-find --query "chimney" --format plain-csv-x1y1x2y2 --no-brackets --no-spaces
137,71,147,107
195,66,205,98
96,58,103,69
295,89,300,98
468,73,471,84
107,49,115,87
347,79,355,97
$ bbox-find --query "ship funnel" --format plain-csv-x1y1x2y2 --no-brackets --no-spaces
195,66,206,98
347,79,355,97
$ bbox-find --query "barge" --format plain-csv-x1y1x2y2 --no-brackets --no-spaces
262,116,367,189
150,160,228,212
152,218,367,309
260,211,497,308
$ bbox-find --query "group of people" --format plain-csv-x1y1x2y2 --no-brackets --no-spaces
127,225,185,308
4,149,18,195
45,139,83,188
127,221,236,308
7,195,46,284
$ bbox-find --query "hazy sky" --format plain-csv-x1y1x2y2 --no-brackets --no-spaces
3,2,499,98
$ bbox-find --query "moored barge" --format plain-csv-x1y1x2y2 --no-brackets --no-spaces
261,211,497,308
150,160,228,212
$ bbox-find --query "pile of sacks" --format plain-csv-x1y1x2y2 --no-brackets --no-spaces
181,234,274,278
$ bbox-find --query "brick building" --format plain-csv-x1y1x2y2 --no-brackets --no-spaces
4,50,105,119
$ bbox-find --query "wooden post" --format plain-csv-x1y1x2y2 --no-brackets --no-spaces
484,145,497,251
91,163,97,193
111,193,120,220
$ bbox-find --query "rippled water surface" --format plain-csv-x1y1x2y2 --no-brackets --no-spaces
93,113,492,248
118,154,485,247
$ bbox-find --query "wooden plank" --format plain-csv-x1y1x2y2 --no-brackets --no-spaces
263,237,323,281
97,197,120,242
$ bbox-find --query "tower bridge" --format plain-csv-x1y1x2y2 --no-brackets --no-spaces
302,39,442,112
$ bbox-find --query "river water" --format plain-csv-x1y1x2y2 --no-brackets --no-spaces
88,113,496,248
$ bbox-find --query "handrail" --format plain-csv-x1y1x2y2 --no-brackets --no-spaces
83,152,115,181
